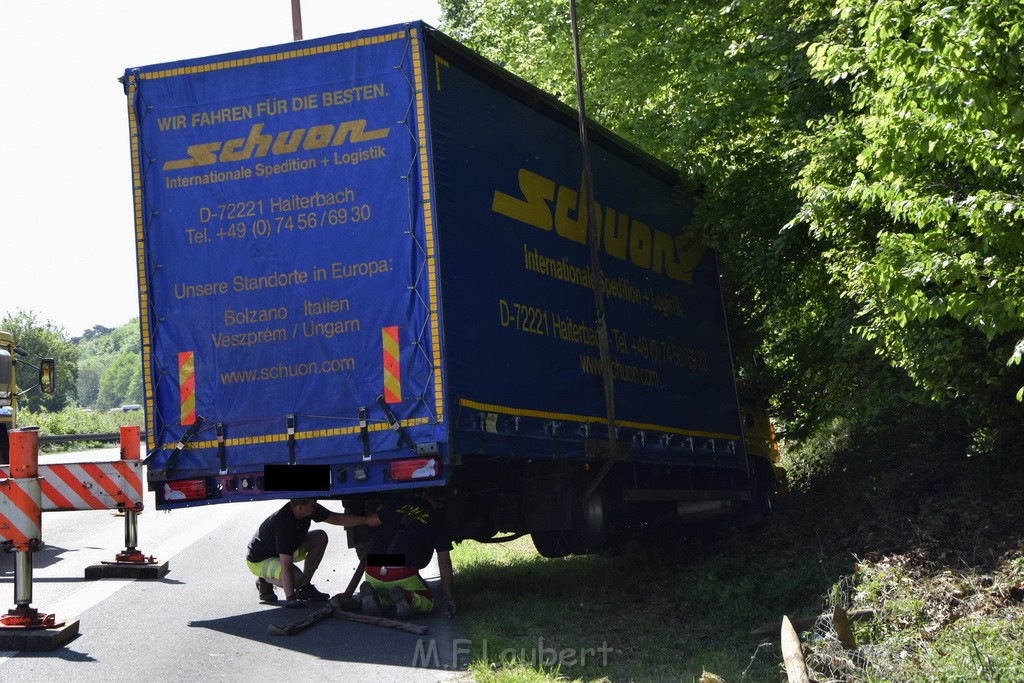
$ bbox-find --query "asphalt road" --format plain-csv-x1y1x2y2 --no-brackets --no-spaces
0,447,469,681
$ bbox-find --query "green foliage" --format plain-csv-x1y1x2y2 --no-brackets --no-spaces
77,356,104,407
19,405,143,453
849,560,1024,682
794,0,1024,418
1,313,142,413
97,351,143,410
76,322,141,356
0,309,78,412
76,319,142,410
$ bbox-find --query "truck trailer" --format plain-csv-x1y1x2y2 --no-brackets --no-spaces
124,21,780,556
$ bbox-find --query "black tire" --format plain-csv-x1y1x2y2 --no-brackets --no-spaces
530,481,608,557
739,458,775,527
566,484,607,555
531,530,571,558
751,458,775,516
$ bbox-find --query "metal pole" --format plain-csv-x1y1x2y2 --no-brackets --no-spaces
125,512,139,553
291,0,303,41
14,552,32,607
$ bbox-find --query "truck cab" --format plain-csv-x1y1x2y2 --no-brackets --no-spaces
0,330,55,464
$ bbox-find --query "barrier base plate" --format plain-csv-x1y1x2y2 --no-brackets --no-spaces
84,561,169,580
0,619,80,651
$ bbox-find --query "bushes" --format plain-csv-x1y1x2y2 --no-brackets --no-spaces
18,406,144,453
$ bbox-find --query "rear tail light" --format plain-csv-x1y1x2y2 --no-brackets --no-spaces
163,479,207,501
389,457,440,481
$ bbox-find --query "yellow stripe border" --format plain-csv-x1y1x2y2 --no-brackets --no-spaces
125,74,158,453
458,398,741,441
158,417,431,452
135,31,410,80
408,28,445,422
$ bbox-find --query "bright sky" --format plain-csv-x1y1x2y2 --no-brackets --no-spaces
1,0,441,339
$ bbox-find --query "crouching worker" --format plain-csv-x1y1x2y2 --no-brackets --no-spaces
359,488,455,619
247,498,369,607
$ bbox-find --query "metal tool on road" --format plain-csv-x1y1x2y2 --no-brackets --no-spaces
267,593,428,636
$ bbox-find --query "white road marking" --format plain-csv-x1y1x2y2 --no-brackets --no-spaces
0,498,257,662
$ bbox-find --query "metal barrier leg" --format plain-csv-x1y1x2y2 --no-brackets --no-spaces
85,426,168,579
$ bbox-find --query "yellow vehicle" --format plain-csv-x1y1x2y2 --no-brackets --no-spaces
740,397,788,502
0,330,55,463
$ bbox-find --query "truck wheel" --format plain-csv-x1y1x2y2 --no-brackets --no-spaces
751,459,775,516
530,485,607,557
567,484,607,555
531,530,571,559
739,458,775,526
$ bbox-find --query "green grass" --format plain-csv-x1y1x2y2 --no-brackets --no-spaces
450,414,1024,682
451,524,848,682
838,557,1024,683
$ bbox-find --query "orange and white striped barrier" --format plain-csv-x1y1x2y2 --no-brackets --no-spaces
0,429,42,552
0,425,161,620
0,460,143,512
0,429,64,630
0,424,144,515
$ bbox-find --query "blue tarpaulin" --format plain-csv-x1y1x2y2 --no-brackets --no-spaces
127,24,444,474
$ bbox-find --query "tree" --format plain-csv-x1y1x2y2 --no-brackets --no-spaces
76,324,116,344
97,351,143,411
795,0,1024,421
0,310,78,412
77,319,143,410
77,356,104,407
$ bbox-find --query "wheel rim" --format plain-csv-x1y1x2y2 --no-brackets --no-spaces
582,489,604,537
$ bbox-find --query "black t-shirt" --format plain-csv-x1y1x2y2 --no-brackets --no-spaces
368,500,452,570
246,502,330,562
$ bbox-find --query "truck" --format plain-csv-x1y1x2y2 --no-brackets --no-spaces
123,21,781,556
0,331,56,464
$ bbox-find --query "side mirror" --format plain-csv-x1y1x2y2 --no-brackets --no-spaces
39,358,55,394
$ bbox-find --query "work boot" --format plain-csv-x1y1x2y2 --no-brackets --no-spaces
256,577,277,602
389,586,413,619
295,584,330,601
359,581,382,616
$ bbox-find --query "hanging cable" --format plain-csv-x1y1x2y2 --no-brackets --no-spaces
569,0,619,496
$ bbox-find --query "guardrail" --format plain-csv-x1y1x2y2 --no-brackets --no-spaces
37,432,148,445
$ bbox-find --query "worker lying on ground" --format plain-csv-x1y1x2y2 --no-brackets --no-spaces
247,498,370,607
358,487,456,619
